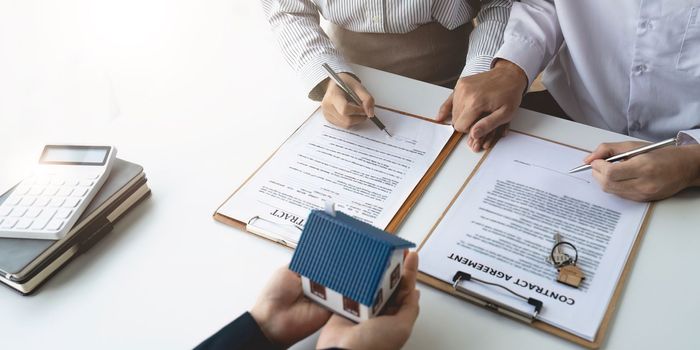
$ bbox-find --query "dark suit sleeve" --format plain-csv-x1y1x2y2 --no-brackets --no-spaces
194,312,280,350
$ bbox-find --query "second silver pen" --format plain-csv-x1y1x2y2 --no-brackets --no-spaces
322,63,392,137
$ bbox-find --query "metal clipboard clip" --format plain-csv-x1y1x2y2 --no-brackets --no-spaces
452,271,543,323
246,216,303,248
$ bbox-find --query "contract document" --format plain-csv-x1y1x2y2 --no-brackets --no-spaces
418,132,650,342
217,107,455,245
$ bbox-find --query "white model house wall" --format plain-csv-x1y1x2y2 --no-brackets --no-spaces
372,249,405,317
300,249,406,323
302,276,366,322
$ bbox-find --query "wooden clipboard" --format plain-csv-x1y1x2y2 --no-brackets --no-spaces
416,130,655,349
213,105,462,248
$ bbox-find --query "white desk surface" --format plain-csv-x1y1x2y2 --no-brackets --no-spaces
1,2,698,349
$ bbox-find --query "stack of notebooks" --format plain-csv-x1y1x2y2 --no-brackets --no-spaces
0,159,150,295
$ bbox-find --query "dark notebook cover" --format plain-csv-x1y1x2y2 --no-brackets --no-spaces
0,159,145,280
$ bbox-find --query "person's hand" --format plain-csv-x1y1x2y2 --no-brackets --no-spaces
437,59,528,152
250,267,332,348
316,252,420,350
586,141,700,201
321,73,375,129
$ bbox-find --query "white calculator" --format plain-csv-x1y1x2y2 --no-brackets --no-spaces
0,145,116,240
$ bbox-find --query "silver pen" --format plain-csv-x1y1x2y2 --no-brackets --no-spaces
569,137,677,173
322,63,392,137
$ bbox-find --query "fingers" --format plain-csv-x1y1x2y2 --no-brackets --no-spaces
394,289,420,324
402,252,419,290
453,107,483,135
483,124,509,150
474,123,510,151
469,106,511,141
322,97,366,128
584,141,648,163
354,84,375,118
467,107,512,152
321,78,374,129
591,157,655,201
437,93,454,122
590,158,641,182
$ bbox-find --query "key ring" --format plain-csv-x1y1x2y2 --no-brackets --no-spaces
550,241,578,265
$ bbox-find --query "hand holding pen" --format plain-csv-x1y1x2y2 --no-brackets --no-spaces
321,64,391,136
574,139,700,202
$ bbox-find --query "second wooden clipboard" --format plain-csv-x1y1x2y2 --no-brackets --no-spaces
213,105,462,248
416,130,655,349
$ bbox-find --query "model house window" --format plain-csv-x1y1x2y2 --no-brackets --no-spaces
343,296,360,316
390,264,400,289
310,280,327,300
372,288,383,314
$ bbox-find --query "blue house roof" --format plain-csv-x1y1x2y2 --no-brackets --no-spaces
289,210,415,306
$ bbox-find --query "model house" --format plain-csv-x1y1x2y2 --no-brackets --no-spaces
289,207,415,323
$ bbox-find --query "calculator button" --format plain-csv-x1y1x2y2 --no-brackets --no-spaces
45,219,64,231
35,197,51,207
55,208,73,219
31,218,49,230
35,178,50,186
0,207,11,217
63,198,81,208
26,208,43,218
79,180,94,187
28,187,44,196
7,196,22,206
65,179,80,186
10,207,27,217
72,187,89,197
20,197,37,206
57,187,73,197
49,198,65,207
51,179,65,186
1,218,18,228
15,219,33,230
15,186,31,195
44,186,59,196
84,174,100,180
39,208,57,220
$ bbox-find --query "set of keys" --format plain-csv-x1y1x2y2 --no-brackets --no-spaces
547,233,585,288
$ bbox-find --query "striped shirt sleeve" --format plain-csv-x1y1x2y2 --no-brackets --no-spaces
461,0,513,77
261,0,355,100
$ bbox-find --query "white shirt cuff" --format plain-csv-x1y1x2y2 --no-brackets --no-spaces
677,130,700,145
493,35,544,89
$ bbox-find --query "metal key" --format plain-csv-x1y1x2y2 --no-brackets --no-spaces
547,233,572,267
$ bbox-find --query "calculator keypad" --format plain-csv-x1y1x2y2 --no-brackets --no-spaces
0,173,99,239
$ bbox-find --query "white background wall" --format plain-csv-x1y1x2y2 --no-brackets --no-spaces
0,0,316,192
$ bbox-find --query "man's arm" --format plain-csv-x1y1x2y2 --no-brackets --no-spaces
440,0,563,152
261,0,354,100
461,0,513,77
493,0,563,87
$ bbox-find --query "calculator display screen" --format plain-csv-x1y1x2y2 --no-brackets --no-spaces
40,145,111,166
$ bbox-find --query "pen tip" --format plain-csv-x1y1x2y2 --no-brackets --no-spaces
384,129,393,138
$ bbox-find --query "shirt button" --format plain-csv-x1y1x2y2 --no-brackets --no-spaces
639,20,649,29
634,64,647,75
629,121,641,131
372,15,380,23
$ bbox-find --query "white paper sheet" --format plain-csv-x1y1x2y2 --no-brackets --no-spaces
218,107,454,244
419,132,649,341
